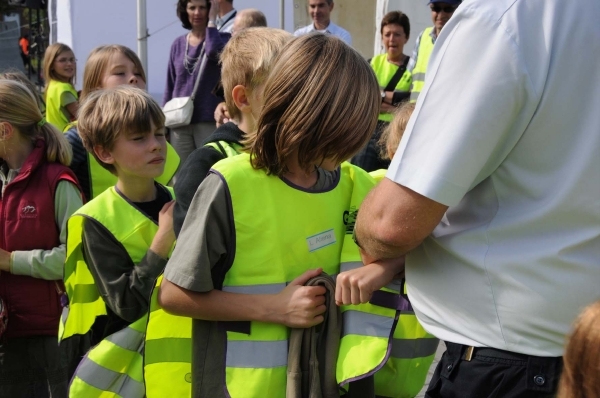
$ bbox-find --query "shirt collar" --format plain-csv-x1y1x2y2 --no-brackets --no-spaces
309,21,333,33
216,9,236,27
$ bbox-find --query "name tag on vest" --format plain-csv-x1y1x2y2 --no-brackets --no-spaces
307,229,336,252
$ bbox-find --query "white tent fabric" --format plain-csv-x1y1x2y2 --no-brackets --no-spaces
48,0,294,103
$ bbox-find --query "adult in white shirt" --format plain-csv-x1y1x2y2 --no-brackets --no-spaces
342,0,600,396
294,0,352,46
215,0,236,33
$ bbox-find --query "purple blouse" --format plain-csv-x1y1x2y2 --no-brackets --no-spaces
163,28,230,124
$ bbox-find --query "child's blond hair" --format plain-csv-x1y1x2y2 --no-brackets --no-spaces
379,102,415,160
80,45,147,101
43,43,76,92
220,27,292,122
0,80,71,166
77,86,164,174
251,34,380,176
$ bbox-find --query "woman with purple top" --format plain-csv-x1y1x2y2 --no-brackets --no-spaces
164,0,230,164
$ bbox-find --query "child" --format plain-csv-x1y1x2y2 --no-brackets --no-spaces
159,34,404,398
59,86,175,396
0,69,46,114
0,80,82,397
338,101,439,398
559,300,600,398
173,27,292,235
64,44,180,201
43,43,78,131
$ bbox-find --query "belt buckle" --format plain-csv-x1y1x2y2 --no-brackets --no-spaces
464,346,474,361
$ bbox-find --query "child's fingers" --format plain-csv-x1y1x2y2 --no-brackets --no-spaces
289,268,322,287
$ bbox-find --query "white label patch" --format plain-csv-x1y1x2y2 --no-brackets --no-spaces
306,229,337,252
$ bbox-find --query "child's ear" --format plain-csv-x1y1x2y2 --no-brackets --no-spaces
231,85,252,114
93,145,115,165
0,122,13,141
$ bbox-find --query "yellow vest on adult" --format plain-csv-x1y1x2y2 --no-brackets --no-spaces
211,154,380,397
46,80,78,132
59,185,174,397
409,27,435,103
62,122,181,199
371,54,412,122
143,140,243,398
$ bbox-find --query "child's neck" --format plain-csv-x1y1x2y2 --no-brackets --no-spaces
284,158,318,189
2,137,33,170
116,176,157,202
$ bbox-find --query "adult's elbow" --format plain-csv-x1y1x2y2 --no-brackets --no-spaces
157,278,178,314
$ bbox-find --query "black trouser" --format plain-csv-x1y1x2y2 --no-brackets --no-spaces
426,342,563,398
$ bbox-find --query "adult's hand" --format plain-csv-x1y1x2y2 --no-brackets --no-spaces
214,102,231,127
208,0,219,22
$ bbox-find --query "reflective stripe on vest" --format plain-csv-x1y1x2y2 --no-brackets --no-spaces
88,143,179,199
409,27,435,103
370,54,412,122
204,141,243,158
212,155,376,398
144,275,192,398
60,186,174,343
69,315,147,398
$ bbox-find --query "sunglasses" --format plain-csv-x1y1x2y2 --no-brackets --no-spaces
430,5,457,13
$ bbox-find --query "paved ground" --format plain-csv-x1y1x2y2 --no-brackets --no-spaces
416,341,446,398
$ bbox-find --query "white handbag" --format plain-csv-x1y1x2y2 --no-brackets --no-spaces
163,48,208,129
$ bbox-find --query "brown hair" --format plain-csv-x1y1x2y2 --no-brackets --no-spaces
379,102,415,160
80,45,147,101
0,80,72,166
221,27,292,122
251,33,380,176
177,0,210,30
42,43,76,93
558,301,600,398
381,11,410,38
77,86,165,174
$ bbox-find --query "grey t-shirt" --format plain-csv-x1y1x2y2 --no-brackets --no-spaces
163,167,339,398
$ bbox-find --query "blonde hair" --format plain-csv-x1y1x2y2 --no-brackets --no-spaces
558,301,600,398
77,86,165,174
379,102,415,160
251,33,380,176
0,69,45,113
221,27,292,122
43,43,76,92
80,45,147,101
235,9,267,30
0,80,72,166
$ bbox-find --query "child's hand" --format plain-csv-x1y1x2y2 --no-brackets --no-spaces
335,257,405,306
151,201,176,258
274,268,326,328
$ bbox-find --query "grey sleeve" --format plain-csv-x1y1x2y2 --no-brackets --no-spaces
82,218,167,323
164,173,232,293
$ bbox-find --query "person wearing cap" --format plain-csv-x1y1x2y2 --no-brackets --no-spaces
408,0,460,102
294,0,352,45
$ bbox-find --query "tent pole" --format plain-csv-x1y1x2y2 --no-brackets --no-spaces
137,0,148,84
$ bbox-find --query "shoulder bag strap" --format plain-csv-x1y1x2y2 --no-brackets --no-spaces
190,45,207,100
383,55,410,92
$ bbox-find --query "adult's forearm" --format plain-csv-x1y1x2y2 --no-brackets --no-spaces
159,278,280,324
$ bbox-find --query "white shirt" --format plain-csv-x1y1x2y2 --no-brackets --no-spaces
294,22,352,46
216,9,236,33
387,0,600,357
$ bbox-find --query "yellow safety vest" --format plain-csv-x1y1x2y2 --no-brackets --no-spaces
212,154,383,397
369,169,387,182
143,140,243,398
409,27,435,103
371,54,412,122
59,185,174,343
45,80,78,132
204,140,243,158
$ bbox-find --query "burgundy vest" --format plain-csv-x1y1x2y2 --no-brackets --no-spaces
0,139,80,339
